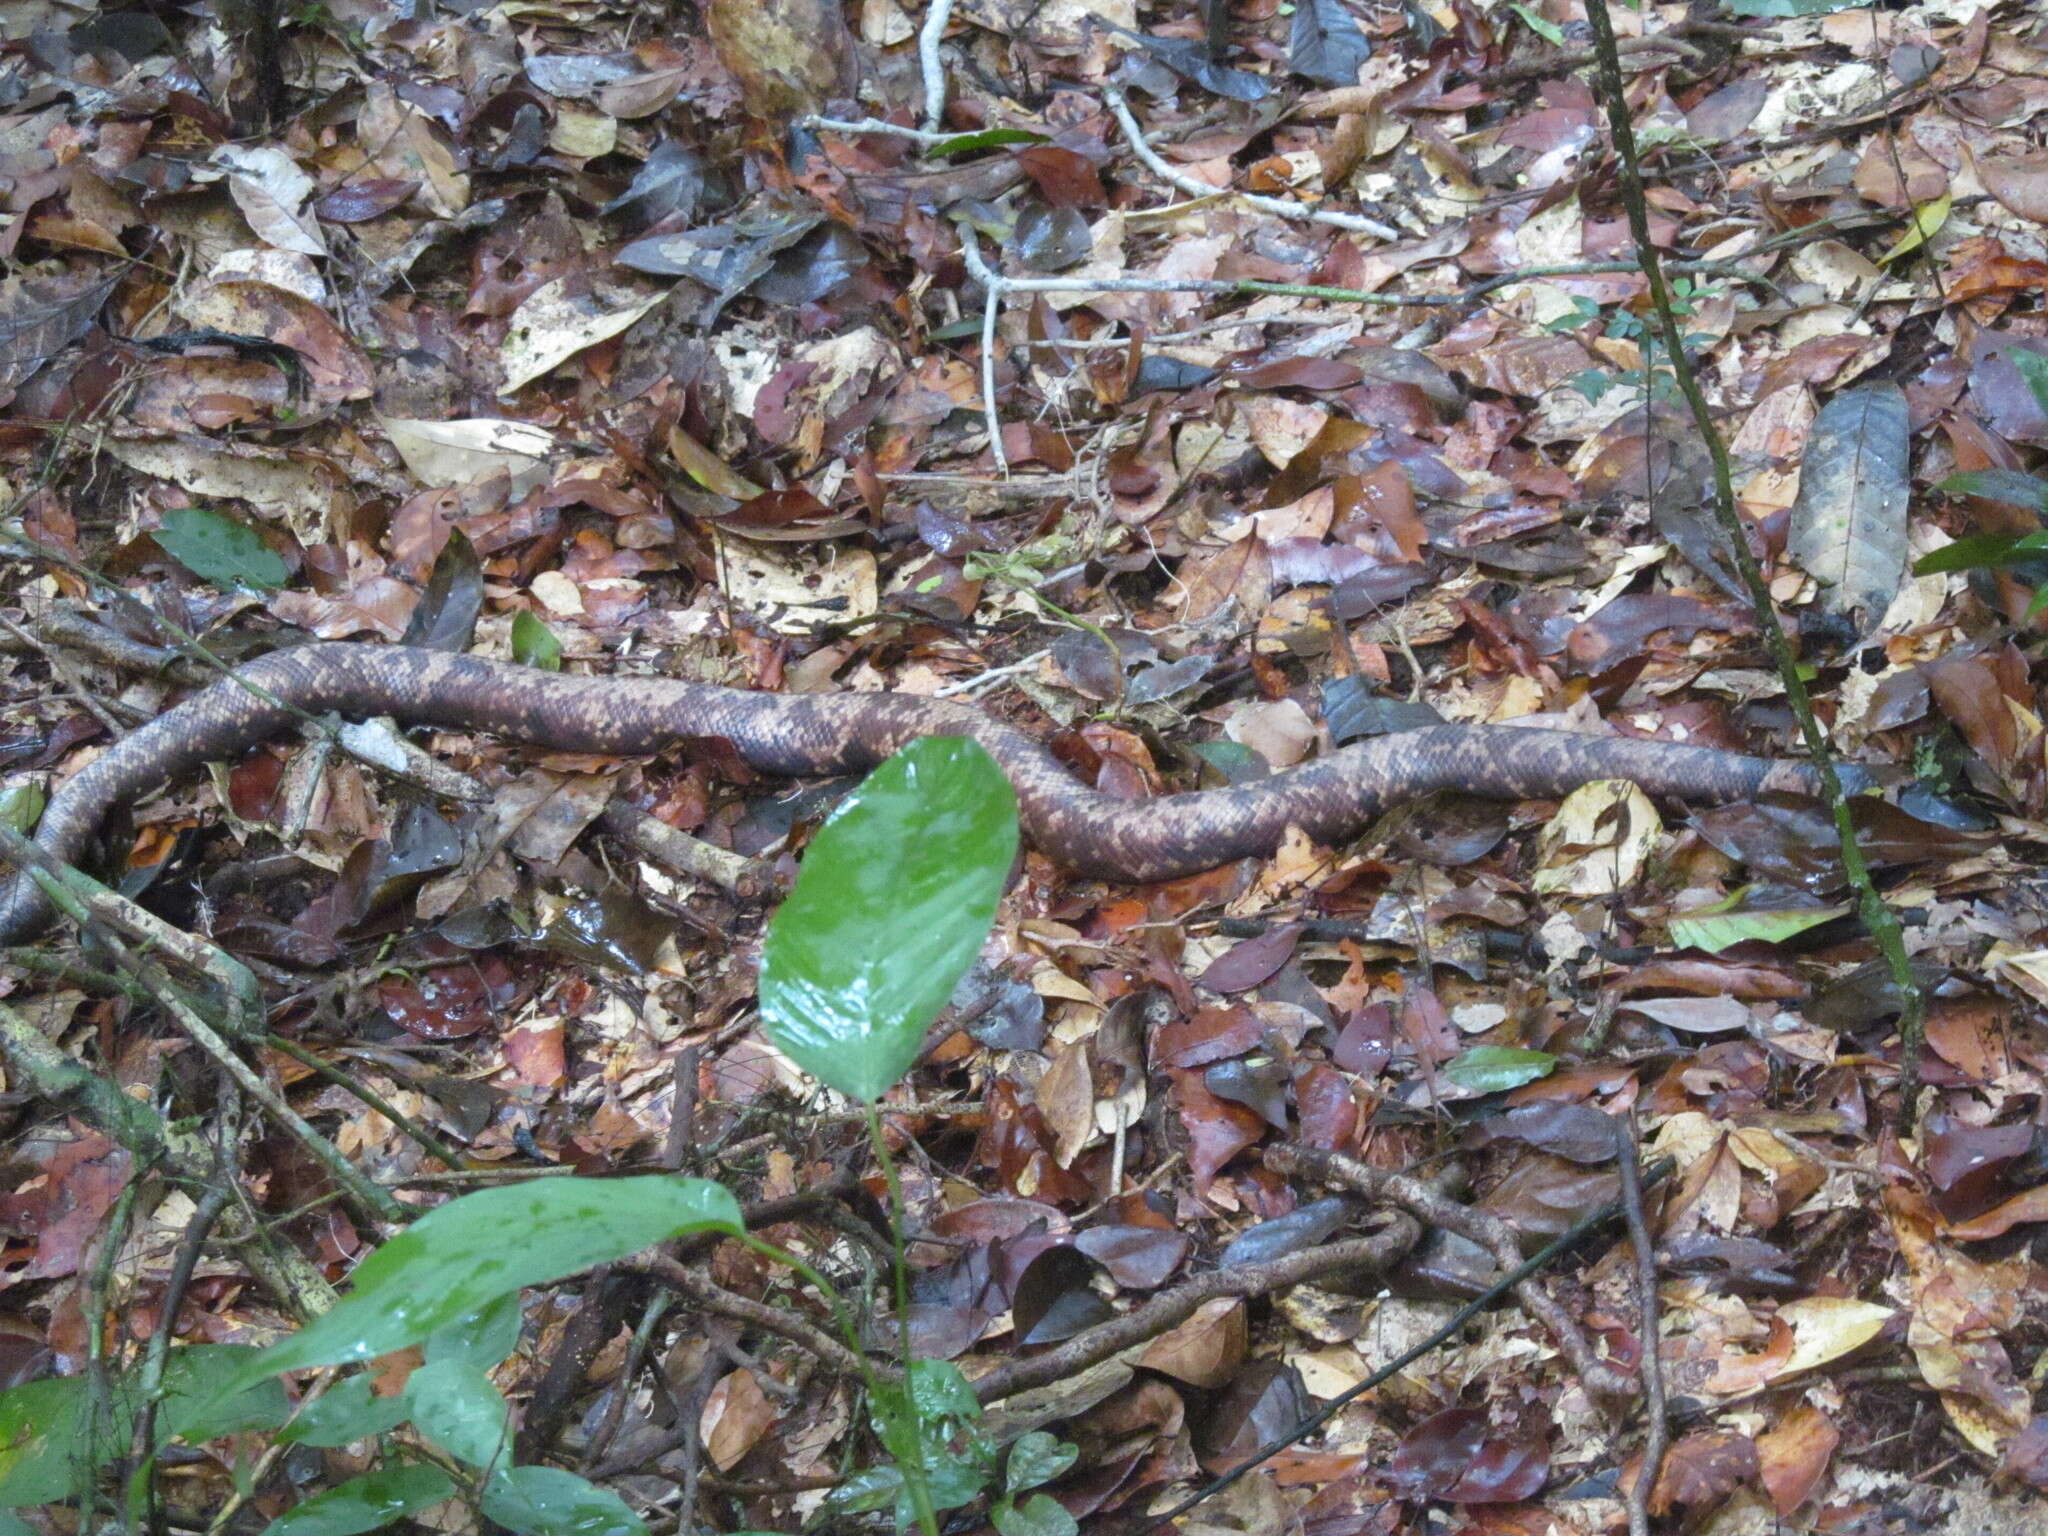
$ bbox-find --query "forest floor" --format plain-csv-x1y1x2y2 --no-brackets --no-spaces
3,1,2048,1534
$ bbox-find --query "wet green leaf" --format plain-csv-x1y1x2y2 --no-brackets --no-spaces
483,1466,646,1536
260,1463,456,1536
993,1493,1080,1536
275,1374,411,1449
230,1178,741,1387
427,1292,525,1371
760,737,1017,1103
1005,1432,1077,1494
0,1377,93,1507
406,1359,509,1470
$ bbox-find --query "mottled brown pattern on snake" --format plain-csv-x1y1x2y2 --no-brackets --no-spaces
0,642,1841,942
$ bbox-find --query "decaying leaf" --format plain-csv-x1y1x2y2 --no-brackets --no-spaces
1785,383,1911,629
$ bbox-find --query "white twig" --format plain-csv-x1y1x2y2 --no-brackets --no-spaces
804,115,954,146
1104,83,1400,242
932,648,1052,697
958,231,1013,476
920,0,955,131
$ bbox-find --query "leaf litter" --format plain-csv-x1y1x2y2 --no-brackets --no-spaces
0,2,2047,1534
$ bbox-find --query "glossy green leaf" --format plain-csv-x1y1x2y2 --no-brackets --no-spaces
822,1464,904,1516
482,1466,647,1536
760,737,1018,1103
406,1359,509,1470
229,1177,742,1387
427,1292,525,1371
1509,3,1565,43
1912,531,2048,575
1932,469,2048,513
1004,1432,1077,1494
1442,1046,1556,1094
927,127,1049,157
993,1493,1080,1536
151,507,288,591
260,1463,456,1536
512,610,564,671
1668,904,1848,954
275,1374,411,1449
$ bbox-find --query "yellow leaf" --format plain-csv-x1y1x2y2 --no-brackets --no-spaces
1879,192,1951,264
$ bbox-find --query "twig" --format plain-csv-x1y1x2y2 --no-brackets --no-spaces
517,1272,641,1464
584,1291,673,1469
262,1033,473,1173
0,997,338,1318
804,115,953,146
1103,84,1400,242
132,1181,234,1527
204,1370,340,1536
1578,0,1925,1130
0,610,132,734
970,1216,1418,1404
633,1252,891,1385
959,231,1012,475
150,967,408,1226
1619,1111,1667,1536
931,647,1051,698
0,822,264,1035
1144,1156,1678,1532
918,0,954,131
599,801,779,901
1267,1143,1635,1399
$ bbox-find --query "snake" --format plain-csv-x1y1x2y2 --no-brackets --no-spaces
0,641,1850,944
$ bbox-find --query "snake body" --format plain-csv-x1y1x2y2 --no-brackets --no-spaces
0,642,1841,944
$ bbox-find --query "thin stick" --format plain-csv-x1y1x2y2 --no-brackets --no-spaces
1619,1110,1667,1536
1103,84,1400,241
804,115,953,146
1577,0,1926,1129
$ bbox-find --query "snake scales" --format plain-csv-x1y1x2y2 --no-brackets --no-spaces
0,641,1843,944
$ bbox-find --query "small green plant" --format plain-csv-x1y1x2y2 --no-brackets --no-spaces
0,738,1073,1536
1911,350,2048,613
1552,281,1721,407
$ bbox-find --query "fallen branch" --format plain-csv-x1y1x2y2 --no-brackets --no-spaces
599,800,780,900
0,996,339,1317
